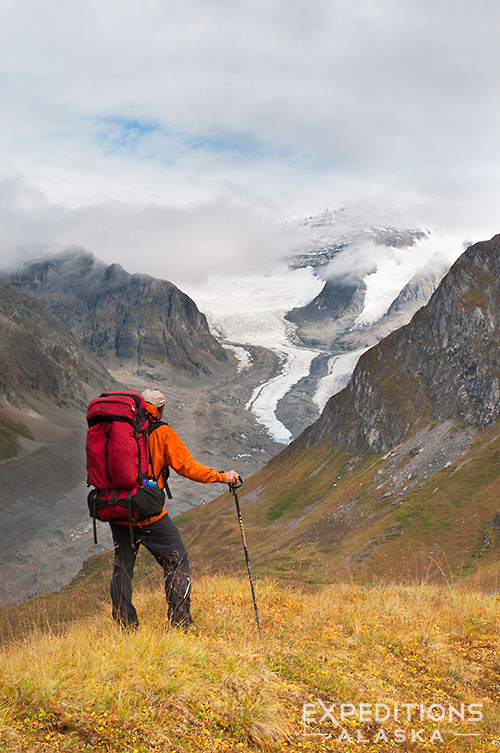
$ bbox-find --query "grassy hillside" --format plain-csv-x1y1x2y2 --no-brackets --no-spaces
1,416,498,752
1,573,499,752
177,420,500,589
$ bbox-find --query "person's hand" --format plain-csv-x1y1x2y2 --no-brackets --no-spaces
224,470,240,485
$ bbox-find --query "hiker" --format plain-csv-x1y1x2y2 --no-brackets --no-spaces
108,388,239,631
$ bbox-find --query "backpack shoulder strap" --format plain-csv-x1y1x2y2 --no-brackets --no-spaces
146,418,173,499
148,418,169,435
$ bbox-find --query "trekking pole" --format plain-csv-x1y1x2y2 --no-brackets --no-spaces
230,476,262,639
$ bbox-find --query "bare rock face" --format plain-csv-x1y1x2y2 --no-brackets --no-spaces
9,250,229,377
0,280,113,411
286,277,367,347
0,279,115,461
300,235,500,453
287,277,363,324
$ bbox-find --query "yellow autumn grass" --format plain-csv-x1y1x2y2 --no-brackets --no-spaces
0,574,499,752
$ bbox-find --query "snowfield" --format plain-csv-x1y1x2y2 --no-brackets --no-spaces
314,347,371,411
352,233,464,326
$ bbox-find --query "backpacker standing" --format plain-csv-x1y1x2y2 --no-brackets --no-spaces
87,388,239,630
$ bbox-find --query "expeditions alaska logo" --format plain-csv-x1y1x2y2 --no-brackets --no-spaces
302,699,483,744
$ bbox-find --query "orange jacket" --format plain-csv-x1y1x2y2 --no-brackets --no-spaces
147,404,227,486
115,402,227,526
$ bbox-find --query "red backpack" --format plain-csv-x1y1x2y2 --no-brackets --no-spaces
86,391,165,542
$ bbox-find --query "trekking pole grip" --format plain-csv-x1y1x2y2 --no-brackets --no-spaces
229,475,243,493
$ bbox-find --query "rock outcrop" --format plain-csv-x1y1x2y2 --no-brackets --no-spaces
9,250,229,377
0,279,113,412
300,235,500,453
286,277,367,346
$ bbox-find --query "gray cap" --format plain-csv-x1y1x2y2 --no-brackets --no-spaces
142,389,166,408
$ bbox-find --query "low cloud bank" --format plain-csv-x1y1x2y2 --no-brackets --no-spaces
0,176,300,284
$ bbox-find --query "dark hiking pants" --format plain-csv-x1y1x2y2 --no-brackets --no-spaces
109,514,193,629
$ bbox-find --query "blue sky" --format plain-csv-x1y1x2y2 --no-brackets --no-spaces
97,117,160,154
0,0,499,278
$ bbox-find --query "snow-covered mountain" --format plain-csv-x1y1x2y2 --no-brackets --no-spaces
385,253,450,317
183,207,465,444
288,206,429,271
287,206,447,344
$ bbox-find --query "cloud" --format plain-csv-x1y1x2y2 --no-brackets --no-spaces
0,0,499,250
323,241,380,283
321,229,468,297
69,199,301,285
0,176,300,284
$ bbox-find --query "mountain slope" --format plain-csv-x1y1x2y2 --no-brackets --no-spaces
0,279,114,456
286,208,434,350
9,249,229,378
0,279,113,404
385,252,448,317
176,235,500,587
0,279,119,604
305,235,499,453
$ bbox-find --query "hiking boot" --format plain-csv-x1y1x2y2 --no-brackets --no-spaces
169,617,198,633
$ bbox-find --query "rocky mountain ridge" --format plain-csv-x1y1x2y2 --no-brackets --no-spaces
9,249,229,379
0,279,115,459
303,235,499,454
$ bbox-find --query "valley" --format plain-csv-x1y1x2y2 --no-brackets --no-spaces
0,223,497,606
177,235,500,590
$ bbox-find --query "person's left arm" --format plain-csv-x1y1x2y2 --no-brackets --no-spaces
163,425,234,483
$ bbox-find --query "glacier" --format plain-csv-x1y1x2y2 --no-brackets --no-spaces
180,222,465,445
182,266,323,443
